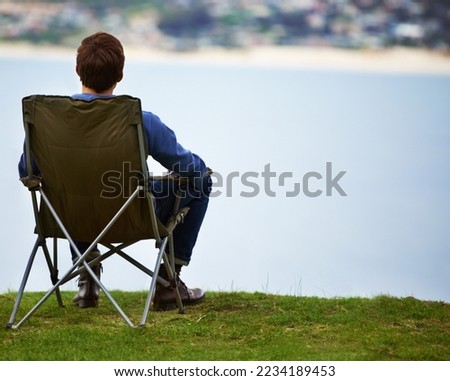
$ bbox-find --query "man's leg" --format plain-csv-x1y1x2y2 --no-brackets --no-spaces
152,175,211,309
70,242,102,308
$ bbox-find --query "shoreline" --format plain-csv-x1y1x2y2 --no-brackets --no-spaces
1,42,450,75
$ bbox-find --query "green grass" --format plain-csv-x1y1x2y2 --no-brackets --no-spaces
1,291,449,360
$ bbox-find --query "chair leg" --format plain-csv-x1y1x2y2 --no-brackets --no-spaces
6,238,41,328
139,237,168,327
167,235,185,314
7,237,68,328
70,246,135,328
41,238,63,307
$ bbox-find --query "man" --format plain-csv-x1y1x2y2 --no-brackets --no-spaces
18,32,211,310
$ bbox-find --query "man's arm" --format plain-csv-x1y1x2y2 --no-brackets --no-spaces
18,142,40,178
143,111,207,181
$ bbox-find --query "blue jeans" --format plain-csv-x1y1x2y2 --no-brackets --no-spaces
71,175,211,266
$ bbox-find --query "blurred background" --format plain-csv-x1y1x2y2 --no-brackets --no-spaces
0,0,449,51
1,0,449,303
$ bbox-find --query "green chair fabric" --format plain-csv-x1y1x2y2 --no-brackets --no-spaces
8,95,187,328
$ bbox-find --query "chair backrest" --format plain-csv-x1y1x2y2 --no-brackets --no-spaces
22,95,166,243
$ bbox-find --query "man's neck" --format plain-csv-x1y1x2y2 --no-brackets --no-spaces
81,85,115,95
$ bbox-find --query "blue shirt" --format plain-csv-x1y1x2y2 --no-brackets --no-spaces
18,93,207,182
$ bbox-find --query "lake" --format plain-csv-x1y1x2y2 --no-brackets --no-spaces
1,54,449,302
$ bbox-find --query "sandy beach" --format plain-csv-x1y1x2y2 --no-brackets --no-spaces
128,45,450,75
1,42,450,75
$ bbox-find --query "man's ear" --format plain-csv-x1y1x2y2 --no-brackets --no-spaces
117,70,123,83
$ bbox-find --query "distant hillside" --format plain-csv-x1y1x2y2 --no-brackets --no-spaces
0,0,449,51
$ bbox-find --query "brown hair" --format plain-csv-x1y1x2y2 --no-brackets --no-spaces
76,32,125,92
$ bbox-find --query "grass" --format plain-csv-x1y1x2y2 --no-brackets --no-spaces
0,291,449,360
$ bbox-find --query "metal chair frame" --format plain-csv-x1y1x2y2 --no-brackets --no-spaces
7,95,188,329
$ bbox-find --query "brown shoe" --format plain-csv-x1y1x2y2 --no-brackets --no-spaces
72,251,102,308
154,264,205,310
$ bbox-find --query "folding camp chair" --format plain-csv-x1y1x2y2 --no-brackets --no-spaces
7,95,190,328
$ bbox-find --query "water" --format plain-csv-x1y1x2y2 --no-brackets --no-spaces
1,55,449,302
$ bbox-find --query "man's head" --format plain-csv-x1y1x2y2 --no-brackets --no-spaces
76,32,125,93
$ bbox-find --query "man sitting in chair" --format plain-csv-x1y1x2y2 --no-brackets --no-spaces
18,32,211,310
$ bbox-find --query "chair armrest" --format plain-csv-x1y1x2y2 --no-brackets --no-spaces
20,175,42,191
148,167,213,185
148,173,189,183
